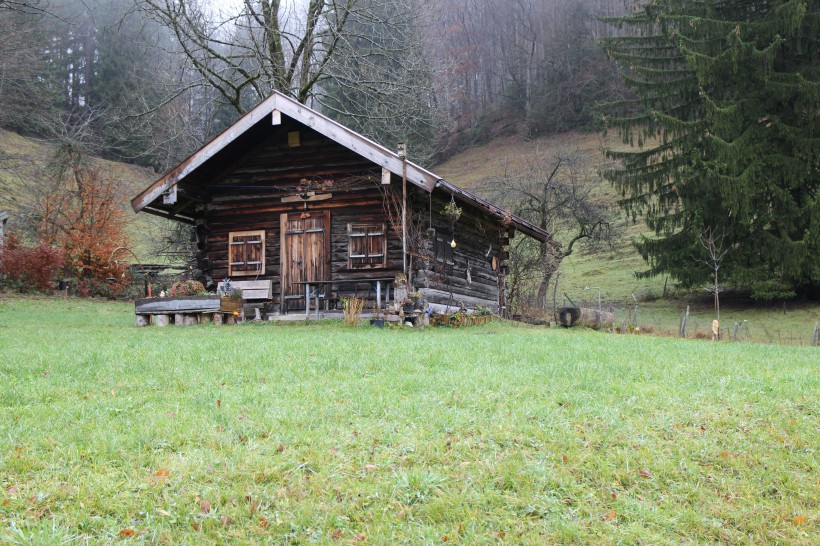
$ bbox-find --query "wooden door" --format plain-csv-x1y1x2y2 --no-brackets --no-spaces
280,211,330,311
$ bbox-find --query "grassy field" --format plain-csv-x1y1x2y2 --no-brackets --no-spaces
1,296,817,544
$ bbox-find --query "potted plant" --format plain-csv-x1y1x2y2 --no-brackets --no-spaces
408,290,423,309
401,298,415,314
442,198,462,224
220,288,243,313
370,302,384,328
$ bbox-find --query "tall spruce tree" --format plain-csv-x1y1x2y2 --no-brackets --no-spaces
601,0,819,298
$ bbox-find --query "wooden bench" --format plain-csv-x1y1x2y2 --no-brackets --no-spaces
217,280,273,301
218,280,274,320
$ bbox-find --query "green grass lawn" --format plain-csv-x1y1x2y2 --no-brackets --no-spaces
1,296,818,544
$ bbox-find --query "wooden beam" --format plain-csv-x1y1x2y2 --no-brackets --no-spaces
280,192,333,204
272,109,281,125
141,206,196,225
131,94,281,212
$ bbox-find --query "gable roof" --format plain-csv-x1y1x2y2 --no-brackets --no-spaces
131,91,549,241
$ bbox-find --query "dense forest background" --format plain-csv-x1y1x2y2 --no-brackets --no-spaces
0,0,627,172
1,0,817,302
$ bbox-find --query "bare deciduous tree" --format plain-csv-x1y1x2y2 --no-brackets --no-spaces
485,153,615,314
697,226,730,322
140,0,431,112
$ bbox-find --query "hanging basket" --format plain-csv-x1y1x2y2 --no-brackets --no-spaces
442,198,462,224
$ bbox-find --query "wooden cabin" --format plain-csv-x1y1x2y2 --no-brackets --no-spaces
131,92,549,316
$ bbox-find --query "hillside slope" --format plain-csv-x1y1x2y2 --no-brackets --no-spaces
434,130,666,305
0,128,167,262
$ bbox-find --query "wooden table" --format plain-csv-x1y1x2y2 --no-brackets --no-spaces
292,278,395,319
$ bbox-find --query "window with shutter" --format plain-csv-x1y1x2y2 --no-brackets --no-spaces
228,230,265,276
435,230,454,265
348,223,387,269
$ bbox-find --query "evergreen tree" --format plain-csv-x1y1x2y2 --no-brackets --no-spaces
601,0,819,298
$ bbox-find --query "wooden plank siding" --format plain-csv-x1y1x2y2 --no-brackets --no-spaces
410,189,504,311
132,92,550,314
196,182,405,308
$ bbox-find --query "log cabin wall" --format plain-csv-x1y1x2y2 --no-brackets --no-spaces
409,189,505,312
170,113,515,312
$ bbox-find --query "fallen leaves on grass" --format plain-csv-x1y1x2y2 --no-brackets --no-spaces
332,529,343,540
200,499,211,513
792,516,806,525
364,464,378,471
278,444,286,453
7,486,18,495
604,510,617,521
220,516,233,526
639,469,653,478
154,468,170,478
216,399,221,408
119,528,137,537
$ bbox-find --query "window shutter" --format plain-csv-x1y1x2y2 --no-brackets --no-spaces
348,223,386,269
228,230,265,276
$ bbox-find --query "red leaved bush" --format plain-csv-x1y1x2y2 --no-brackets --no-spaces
0,233,65,291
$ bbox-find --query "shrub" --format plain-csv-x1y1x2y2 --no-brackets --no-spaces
0,234,66,292
168,279,206,297
75,275,132,299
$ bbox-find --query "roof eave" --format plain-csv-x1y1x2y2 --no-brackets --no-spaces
436,180,551,242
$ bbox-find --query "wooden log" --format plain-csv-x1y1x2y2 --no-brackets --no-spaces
558,307,580,327
174,313,185,325
213,313,223,325
559,307,615,328
200,313,212,324
420,288,497,310
154,314,170,327
135,295,221,314
183,314,198,326
225,314,236,325
579,308,615,329
135,314,150,327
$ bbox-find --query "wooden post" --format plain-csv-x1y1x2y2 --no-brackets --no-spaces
226,314,236,325
174,313,185,325
679,305,689,337
213,313,223,326
154,314,170,327
135,314,150,327
183,314,198,326
200,313,212,324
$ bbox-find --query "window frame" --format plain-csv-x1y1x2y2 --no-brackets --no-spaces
228,230,266,276
434,229,455,266
347,223,387,269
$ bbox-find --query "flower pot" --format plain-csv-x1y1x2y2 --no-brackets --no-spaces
402,304,415,313
220,296,243,313
370,318,384,328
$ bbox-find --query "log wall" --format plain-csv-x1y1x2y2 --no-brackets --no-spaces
410,190,505,312
185,118,510,312
197,185,405,307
